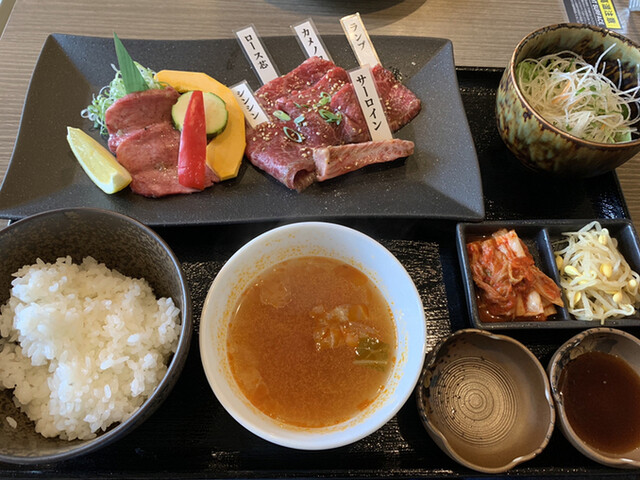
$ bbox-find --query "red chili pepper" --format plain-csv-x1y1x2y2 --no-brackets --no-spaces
178,90,207,190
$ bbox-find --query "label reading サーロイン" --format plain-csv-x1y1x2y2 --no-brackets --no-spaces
348,65,392,142
340,13,381,67
235,25,280,84
291,18,333,62
230,80,269,128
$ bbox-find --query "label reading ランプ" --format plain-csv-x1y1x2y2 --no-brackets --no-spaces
340,13,381,67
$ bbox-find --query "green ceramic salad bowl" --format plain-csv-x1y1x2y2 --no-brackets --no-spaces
496,23,640,177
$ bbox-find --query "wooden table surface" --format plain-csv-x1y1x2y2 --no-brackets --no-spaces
0,0,638,224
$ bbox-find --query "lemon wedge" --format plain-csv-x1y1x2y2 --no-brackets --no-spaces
66,127,132,194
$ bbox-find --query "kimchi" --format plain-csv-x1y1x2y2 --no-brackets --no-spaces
467,229,563,322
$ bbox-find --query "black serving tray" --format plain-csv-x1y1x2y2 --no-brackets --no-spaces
0,34,484,226
457,219,640,330
1,67,638,479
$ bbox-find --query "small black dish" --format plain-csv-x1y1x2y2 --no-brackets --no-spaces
456,219,640,330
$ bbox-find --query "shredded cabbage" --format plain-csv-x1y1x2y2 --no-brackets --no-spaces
516,47,640,144
81,62,164,136
555,221,640,323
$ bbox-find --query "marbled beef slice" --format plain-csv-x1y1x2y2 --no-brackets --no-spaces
254,57,335,114
245,121,316,191
246,57,422,191
313,139,415,181
274,67,350,112
371,65,422,130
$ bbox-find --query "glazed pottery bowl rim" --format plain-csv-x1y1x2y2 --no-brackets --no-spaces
0,207,193,465
417,328,555,474
199,221,426,450
508,22,640,148
548,327,640,468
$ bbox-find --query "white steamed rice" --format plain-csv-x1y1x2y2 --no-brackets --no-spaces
0,256,181,440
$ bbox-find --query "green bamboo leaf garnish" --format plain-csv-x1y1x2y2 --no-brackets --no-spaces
113,33,149,95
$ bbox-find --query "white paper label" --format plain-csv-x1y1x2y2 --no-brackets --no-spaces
291,18,333,62
235,25,280,85
230,81,269,128
348,65,392,142
340,13,380,67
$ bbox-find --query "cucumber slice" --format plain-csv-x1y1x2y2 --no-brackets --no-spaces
172,90,228,136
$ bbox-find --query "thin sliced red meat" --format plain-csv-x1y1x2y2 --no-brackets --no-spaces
246,57,422,191
115,123,218,197
105,87,180,152
330,84,370,144
276,102,343,147
245,122,316,191
313,139,415,181
371,65,422,131
254,57,335,114
274,67,350,112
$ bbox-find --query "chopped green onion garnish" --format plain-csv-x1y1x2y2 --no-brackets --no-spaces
318,108,342,124
294,114,305,125
317,91,331,107
273,110,291,121
283,126,304,143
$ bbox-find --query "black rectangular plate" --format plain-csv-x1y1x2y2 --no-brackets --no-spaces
458,219,640,330
0,68,638,479
0,34,484,226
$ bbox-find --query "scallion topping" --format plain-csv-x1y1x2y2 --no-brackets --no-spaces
317,91,331,107
318,108,343,124
294,114,305,125
283,126,304,143
273,110,291,121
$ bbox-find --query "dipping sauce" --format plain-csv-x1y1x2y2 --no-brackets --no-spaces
227,256,396,428
559,351,640,454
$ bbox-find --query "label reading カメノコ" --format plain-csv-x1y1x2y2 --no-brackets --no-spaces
291,18,333,62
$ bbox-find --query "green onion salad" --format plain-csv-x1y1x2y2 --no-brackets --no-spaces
516,46,640,144
81,63,164,136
